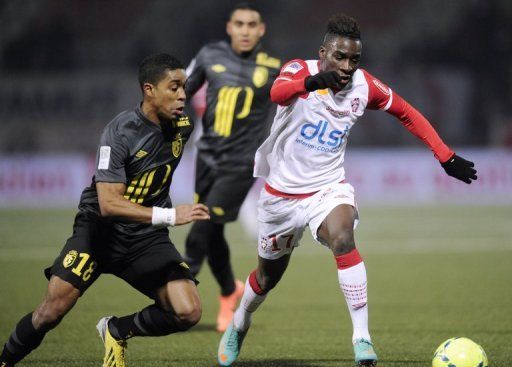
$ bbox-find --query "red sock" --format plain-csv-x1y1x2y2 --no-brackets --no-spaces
335,248,363,270
248,270,265,295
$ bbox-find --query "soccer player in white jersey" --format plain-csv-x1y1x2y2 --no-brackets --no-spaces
218,13,477,367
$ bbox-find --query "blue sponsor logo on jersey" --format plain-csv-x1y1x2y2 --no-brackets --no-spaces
299,120,349,149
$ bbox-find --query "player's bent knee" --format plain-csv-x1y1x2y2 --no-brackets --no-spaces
34,283,78,330
34,277,80,330
329,231,355,255
174,304,202,331
33,299,71,330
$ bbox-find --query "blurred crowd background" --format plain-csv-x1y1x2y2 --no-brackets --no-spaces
0,0,511,209
1,0,511,153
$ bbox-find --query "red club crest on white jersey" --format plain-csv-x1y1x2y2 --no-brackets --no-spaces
351,98,360,113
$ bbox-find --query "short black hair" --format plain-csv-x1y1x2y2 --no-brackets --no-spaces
323,13,361,44
138,53,184,89
229,2,263,21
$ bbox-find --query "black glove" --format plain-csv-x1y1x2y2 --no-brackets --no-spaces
441,154,477,184
304,71,343,91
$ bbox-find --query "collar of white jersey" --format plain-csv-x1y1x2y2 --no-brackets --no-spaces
305,60,320,75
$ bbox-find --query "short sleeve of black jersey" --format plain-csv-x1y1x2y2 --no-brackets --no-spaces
94,122,128,184
185,46,207,98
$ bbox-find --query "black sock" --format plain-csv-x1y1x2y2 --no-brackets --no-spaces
184,221,212,277
208,224,236,296
108,304,182,339
0,313,46,364
186,220,236,295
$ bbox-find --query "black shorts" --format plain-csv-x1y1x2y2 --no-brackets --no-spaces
45,211,196,299
194,155,255,223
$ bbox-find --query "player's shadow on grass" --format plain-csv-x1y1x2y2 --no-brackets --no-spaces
383,360,424,365
190,322,218,332
235,358,342,367
235,358,426,366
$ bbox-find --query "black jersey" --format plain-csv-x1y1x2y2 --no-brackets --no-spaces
186,41,281,172
78,106,193,235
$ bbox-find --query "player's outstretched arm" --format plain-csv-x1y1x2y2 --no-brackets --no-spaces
383,92,478,184
97,182,152,222
362,70,478,185
96,182,210,226
387,95,479,184
440,154,477,184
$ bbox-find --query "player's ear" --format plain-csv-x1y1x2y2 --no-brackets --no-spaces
226,20,232,37
319,45,326,60
143,82,155,98
258,22,266,38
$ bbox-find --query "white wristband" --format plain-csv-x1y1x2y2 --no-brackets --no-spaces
152,207,176,227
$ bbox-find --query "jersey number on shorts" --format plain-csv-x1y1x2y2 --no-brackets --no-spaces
214,86,254,137
71,252,97,282
124,164,172,204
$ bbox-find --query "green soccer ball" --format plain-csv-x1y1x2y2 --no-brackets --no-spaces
432,337,488,367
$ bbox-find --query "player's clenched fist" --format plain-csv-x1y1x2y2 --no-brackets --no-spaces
305,70,343,91
175,203,210,225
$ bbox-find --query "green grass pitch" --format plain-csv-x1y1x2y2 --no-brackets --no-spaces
1,205,511,366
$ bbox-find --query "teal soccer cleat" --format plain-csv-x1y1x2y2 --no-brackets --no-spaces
218,321,247,366
353,338,378,366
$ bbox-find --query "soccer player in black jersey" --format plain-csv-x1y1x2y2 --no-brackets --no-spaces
0,54,210,367
184,2,281,332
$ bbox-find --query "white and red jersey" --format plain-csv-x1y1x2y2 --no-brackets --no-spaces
254,59,454,194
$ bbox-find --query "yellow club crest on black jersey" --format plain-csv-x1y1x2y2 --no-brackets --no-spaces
252,66,269,88
172,133,183,158
211,64,227,73
63,250,78,268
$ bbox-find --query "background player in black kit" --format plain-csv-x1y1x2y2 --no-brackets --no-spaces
184,2,281,332
0,54,210,367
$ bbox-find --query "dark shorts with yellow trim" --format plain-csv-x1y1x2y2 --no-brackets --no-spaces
44,211,196,299
194,155,255,223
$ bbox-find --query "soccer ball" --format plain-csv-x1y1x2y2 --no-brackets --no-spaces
432,337,488,367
